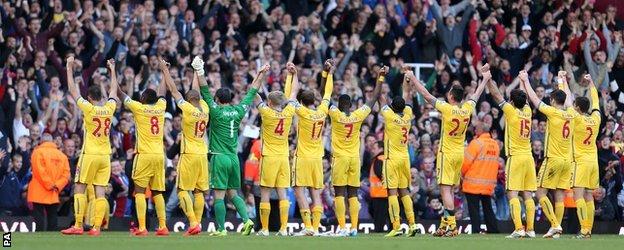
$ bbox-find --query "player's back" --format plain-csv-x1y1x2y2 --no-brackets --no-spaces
78,98,116,155
538,103,575,158
329,105,371,157
125,98,166,154
207,103,247,155
179,100,210,154
259,103,296,156
436,100,475,154
501,103,532,156
381,105,414,159
295,101,329,157
572,111,600,159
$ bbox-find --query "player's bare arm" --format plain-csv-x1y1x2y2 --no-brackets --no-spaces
251,64,271,90
322,61,335,100
401,65,412,102
160,58,182,101
288,64,301,100
107,59,119,102
585,74,600,111
156,57,168,97
410,70,437,104
519,70,541,108
468,64,490,102
66,56,81,101
319,59,334,98
486,74,504,104
366,66,387,109
558,71,574,108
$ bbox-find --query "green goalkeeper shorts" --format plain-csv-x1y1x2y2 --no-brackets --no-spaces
210,154,241,189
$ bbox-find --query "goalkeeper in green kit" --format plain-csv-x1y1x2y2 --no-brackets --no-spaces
193,56,268,236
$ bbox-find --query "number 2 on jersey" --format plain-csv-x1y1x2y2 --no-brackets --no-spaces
583,127,593,145
274,118,285,136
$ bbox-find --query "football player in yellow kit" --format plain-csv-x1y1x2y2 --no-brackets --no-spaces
522,70,575,238
61,58,117,236
412,64,489,237
290,60,334,236
560,73,601,239
257,63,300,236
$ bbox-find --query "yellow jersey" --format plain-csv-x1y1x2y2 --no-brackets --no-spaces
295,100,329,157
500,102,532,156
124,97,166,154
178,99,210,155
571,88,601,160
328,105,372,157
538,103,575,159
381,105,414,159
77,97,117,155
435,100,476,154
259,102,296,156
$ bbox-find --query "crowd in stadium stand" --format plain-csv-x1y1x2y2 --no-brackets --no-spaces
1,0,624,230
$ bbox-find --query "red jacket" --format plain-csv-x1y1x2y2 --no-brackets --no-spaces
27,142,70,204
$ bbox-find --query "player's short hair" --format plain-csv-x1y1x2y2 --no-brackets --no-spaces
141,89,158,104
338,94,352,112
185,89,200,102
448,84,464,102
550,89,566,106
390,97,406,113
509,89,527,109
87,85,103,101
297,89,315,106
267,91,286,106
215,88,234,104
574,96,590,114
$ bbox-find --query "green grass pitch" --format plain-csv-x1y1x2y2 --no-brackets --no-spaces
9,232,622,250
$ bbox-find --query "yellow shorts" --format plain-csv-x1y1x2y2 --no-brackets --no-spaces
177,154,209,191
132,153,166,191
331,156,361,187
383,158,410,189
572,156,599,189
293,156,323,189
505,154,537,191
76,154,110,186
260,156,291,188
537,157,572,189
436,152,464,186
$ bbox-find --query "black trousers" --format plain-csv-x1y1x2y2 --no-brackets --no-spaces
465,193,499,233
369,198,389,232
32,203,59,231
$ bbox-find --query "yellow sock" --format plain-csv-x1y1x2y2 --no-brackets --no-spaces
259,202,271,231
509,198,523,230
575,199,588,233
300,209,312,229
401,195,415,225
178,191,197,227
447,215,457,229
524,199,536,231
554,202,564,225
388,195,400,230
334,196,346,228
586,200,595,232
153,194,167,229
279,200,290,231
85,185,95,225
92,198,108,230
312,206,323,230
539,197,559,227
193,192,205,223
73,193,86,228
348,197,360,230
135,193,147,231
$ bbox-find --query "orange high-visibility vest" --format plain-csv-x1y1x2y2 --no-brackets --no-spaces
369,155,388,198
461,133,500,195
564,189,576,208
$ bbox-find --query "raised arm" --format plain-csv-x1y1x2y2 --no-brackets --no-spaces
401,66,412,101
318,59,333,98
519,70,540,107
468,64,490,101
251,64,271,90
487,77,505,104
411,70,437,104
557,71,574,108
585,74,600,111
161,58,182,101
284,63,294,97
66,57,81,100
191,72,199,91
367,66,387,108
156,57,168,97
286,64,300,100
107,59,118,101
322,63,334,101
